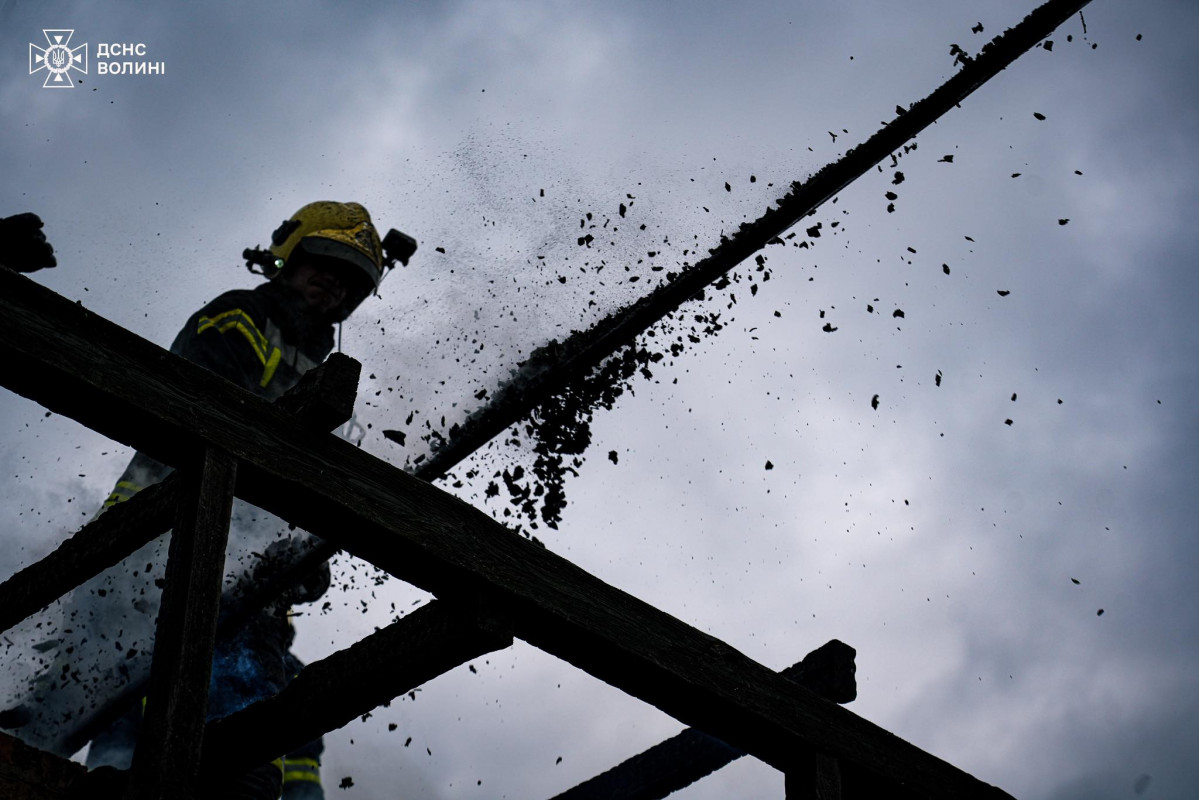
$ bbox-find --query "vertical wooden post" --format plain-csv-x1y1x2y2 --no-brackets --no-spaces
124,446,237,800
785,754,842,800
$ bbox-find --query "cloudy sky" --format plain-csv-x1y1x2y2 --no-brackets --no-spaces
3,0,1198,798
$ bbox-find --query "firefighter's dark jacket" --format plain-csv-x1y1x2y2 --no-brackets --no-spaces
102,278,335,680
106,279,334,503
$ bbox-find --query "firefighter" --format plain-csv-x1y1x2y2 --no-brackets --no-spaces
84,201,405,799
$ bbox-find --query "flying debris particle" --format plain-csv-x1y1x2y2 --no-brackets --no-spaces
871,394,880,410
750,175,757,182
608,450,618,465
1058,218,1070,225
1097,609,1105,616
997,290,1011,297
1135,34,1142,42
577,234,594,247
806,224,822,238
1011,173,1022,178
1011,393,1017,401
892,171,905,185
724,182,731,192
382,429,406,446
892,309,905,318
435,246,446,254
1074,170,1083,175
556,756,564,765
339,777,354,789
942,264,951,274
938,154,954,163
1004,419,1014,426
964,235,975,242
935,370,943,386
885,191,898,201
1071,578,1081,585
389,723,398,731
765,460,774,471
822,323,838,333
1043,40,1054,51
405,737,412,747
1033,112,1046,120
971,22,984,33
619,203,627,218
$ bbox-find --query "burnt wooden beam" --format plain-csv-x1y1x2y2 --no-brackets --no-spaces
0,269,1014,798
550,640,855,800
201,598,512,779
0,731,85,800
786,755,842,800
419,0,1093,481
124,446,237,800
0,476,179,637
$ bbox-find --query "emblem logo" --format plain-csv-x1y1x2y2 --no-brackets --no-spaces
29,30,88,88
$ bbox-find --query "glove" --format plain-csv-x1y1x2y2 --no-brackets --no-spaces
0,212,57,273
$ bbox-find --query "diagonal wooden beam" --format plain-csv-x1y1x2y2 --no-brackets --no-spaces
419,0,1094,480
550,640,856,800
0,476,179,638
0,267,1014,797
201,598,512,780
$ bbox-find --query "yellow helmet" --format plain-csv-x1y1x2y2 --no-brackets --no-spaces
268,201,384,311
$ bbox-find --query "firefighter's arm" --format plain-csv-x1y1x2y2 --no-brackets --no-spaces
171,294,282,396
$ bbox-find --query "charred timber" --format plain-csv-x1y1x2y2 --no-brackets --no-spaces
0,476,178,637
0,731,85,800
201,598,512,779
421,0,1092,480
125,446,237,800
550,640,856,800
0,268,1014,797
